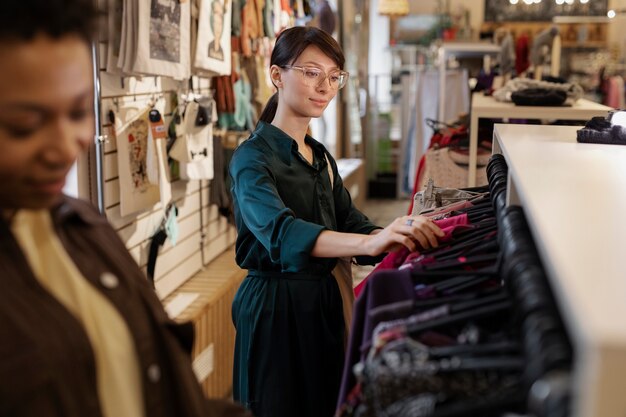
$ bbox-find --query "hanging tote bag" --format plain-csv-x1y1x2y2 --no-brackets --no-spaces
325,153,354,348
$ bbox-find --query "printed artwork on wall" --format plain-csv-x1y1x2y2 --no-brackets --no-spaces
116,107,161,216
135,0,190,79
150,0,181,63
194,0,232,75
128,118,150,190
207,1,225,61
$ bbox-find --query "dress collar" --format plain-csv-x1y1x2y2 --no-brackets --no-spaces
254,121,328,166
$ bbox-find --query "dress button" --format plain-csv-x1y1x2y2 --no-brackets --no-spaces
99,272,119,289
147,364,161,382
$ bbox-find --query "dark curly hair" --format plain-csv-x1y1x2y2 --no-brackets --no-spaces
0,0,99,42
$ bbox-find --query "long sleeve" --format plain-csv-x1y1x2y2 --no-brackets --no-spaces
328,156,379,236
230,145,326,272
327,155,384,265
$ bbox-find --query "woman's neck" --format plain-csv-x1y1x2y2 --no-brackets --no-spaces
271,111,311,147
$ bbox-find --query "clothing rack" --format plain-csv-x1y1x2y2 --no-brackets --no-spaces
337,153,573,417
489,154,573,417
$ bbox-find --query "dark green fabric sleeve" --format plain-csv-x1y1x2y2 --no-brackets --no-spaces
328,157,381,236
231,149,326,272
327,155,385,265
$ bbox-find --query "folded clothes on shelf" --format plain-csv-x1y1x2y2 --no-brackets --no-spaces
577,116,626,145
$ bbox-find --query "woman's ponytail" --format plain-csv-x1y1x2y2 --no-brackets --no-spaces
257,92,279,124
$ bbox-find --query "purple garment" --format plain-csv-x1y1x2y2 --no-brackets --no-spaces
336,268,415,411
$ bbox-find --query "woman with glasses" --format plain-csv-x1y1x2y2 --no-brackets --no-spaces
229,26,443,417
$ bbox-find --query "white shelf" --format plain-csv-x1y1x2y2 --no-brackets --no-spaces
469,93,613,186
473,93,611,120
440,42,502,56
493,124,626,417
553,16,610,24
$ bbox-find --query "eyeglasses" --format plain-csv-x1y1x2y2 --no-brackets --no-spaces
281,65,349,90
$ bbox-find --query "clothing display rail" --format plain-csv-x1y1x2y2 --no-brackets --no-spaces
337,153,572,417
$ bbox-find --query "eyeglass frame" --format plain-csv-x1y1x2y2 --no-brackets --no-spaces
279,65,350,90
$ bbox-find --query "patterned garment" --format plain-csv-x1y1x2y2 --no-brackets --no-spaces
359,338,522,417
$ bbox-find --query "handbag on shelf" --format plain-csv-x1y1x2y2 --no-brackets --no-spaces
169,99,216,163
169,98,217,180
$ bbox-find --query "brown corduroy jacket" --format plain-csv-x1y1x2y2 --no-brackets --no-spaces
0,196,251,417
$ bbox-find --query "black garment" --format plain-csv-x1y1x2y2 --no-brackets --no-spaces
577,116,626,145
511,88,567,106
147,228,167,286
209,134,235,222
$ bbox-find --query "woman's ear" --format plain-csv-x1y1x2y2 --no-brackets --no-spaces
270,65,283,88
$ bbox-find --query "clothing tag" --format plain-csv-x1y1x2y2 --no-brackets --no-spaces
148,109,167,141
164,207,179,246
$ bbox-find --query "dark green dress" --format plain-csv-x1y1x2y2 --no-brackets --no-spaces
230,122,380,417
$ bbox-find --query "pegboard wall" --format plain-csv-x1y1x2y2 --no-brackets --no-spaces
94,2,242,299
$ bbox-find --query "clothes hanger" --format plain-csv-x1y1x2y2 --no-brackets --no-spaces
440,275,497,295
447,290,509,313
427,241,494,263
428,339,520,359
415,252,499,273
417,222,498,259
407,299,512,337
435,356,524,373
421,228,499,260
413,286,503,311
428,388,526,417
409,265,499,282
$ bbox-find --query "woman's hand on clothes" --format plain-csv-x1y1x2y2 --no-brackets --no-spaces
364,216,444,256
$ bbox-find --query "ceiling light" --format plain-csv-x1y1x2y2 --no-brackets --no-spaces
378,0,409,16
608,10,616,18
579,0,589,3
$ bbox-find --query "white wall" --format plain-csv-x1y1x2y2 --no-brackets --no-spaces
368,0,392,108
